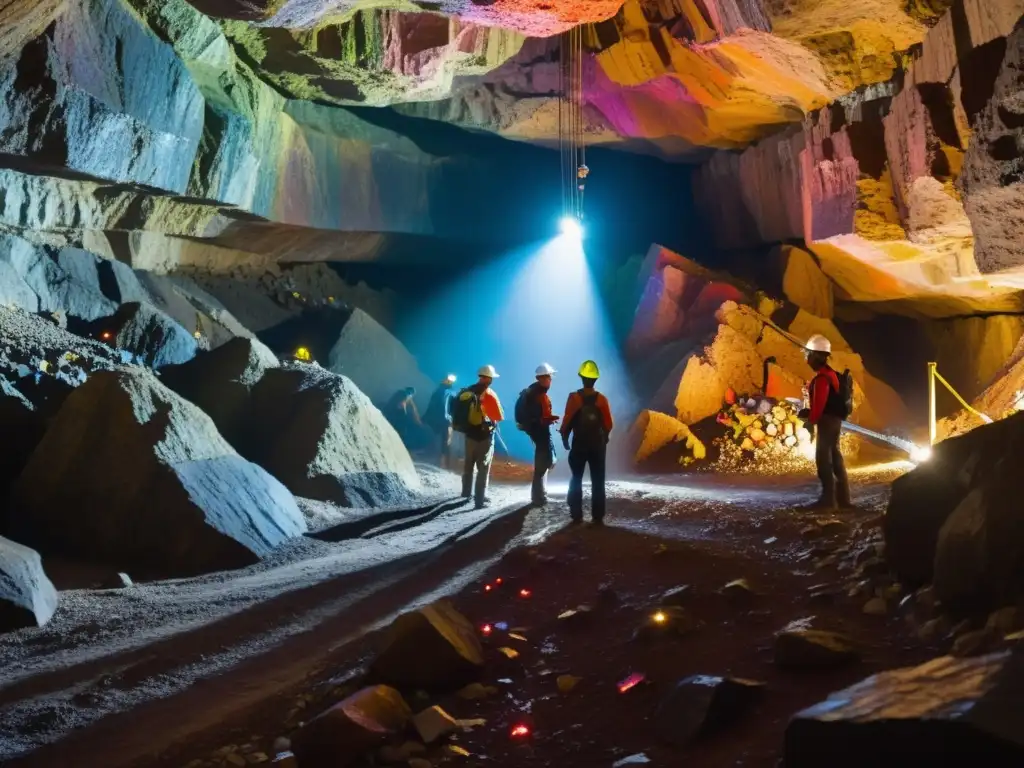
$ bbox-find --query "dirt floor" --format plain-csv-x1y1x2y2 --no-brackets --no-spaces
0,460,940,768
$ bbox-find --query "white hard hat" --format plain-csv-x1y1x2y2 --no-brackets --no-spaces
535,363,557,376
477,364,500,378
805,334,832,354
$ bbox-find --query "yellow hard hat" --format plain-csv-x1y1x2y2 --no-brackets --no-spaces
578,360,600,378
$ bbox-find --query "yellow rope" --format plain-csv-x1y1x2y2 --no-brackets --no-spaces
933,369,993,424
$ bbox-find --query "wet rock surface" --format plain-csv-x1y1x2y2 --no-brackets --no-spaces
654,675,765,746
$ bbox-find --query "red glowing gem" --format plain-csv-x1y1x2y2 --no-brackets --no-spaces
495,577,503,585
617,672,645,693
510,724,530,738
519,588,532,598
481,624,493,635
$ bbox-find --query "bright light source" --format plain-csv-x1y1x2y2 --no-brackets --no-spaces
519,588,532,599
510,724,531,738
480,623,493,636
559,216,582,238
651,611,667,624
484,584,493,592
495,577,503,585
910,445,932,463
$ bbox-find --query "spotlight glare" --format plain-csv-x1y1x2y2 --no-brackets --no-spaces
559,215,582,238
652,611,667,624
910,445,932,463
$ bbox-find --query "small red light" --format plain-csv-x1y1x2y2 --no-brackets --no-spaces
484,584,492,592
510,724,530,738
101,331,112,340
617,672,645,693
495,577,503,585
481,624,493,635
519,589,531,598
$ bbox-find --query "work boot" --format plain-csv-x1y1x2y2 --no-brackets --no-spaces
837,483,853,510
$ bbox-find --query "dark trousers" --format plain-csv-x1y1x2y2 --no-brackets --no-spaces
530,432,555,503
815,415,850,507
434,425,452,468
567,445,606,521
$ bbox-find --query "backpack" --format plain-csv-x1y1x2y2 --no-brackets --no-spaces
571,390,606,447
514,386,543,433
451,387,485,434
823,368,854,419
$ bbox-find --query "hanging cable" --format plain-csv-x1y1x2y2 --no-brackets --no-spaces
557,23,588,225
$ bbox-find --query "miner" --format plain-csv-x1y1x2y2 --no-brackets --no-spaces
560,360,613,525
800,334,852,510
424,374,457,469
515,363,561,506
452,365,504,509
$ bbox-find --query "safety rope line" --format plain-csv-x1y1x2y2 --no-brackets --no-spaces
933,368,993,424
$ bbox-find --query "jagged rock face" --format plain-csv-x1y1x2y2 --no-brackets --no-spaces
11,368,306,578
693,0,1024,318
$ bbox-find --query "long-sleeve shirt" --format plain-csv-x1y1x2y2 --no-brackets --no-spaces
560,388,613,437
808,367,839,424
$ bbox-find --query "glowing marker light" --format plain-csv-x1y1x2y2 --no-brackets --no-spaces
495,577,503,585
481,623,493,636
519,588,532,599
617,672,645,693
559,215,582,239
652,611,667,624
510,724,531,738
484,584,493,592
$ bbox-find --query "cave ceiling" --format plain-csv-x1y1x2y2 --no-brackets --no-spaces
179,0,954,159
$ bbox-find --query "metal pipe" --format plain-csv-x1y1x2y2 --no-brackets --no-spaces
928,361,937,446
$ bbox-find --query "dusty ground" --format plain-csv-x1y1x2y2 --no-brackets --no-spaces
0,459,931,768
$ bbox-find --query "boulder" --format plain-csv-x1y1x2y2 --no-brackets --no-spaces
105,302,198,368
11,368,305,578
774,628,858,669
160,336,280,444
411,705,459,743
626,244,746,357
244,365,418,507
885,414,1024,593
933,448,1024,611
629,410,695,463
0,535,58,631
135,273,246,351
784,652,1024,765
780,245,833,319
654,675,765,746
371,600,483,690
0,236,116,321
326,308,432,411
291,685,411,768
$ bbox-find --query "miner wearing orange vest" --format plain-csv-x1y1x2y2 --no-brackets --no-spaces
560,360,613,525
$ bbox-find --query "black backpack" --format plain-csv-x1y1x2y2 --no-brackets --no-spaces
571,390,606,447
824,368,854,419
514,386,543,432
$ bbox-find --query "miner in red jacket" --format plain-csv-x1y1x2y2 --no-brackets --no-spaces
800,334,850,510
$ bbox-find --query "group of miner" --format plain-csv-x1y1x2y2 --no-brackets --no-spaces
410,332,853,521
422,361,613,523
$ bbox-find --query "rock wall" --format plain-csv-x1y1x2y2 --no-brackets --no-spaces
693,1,1024,316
